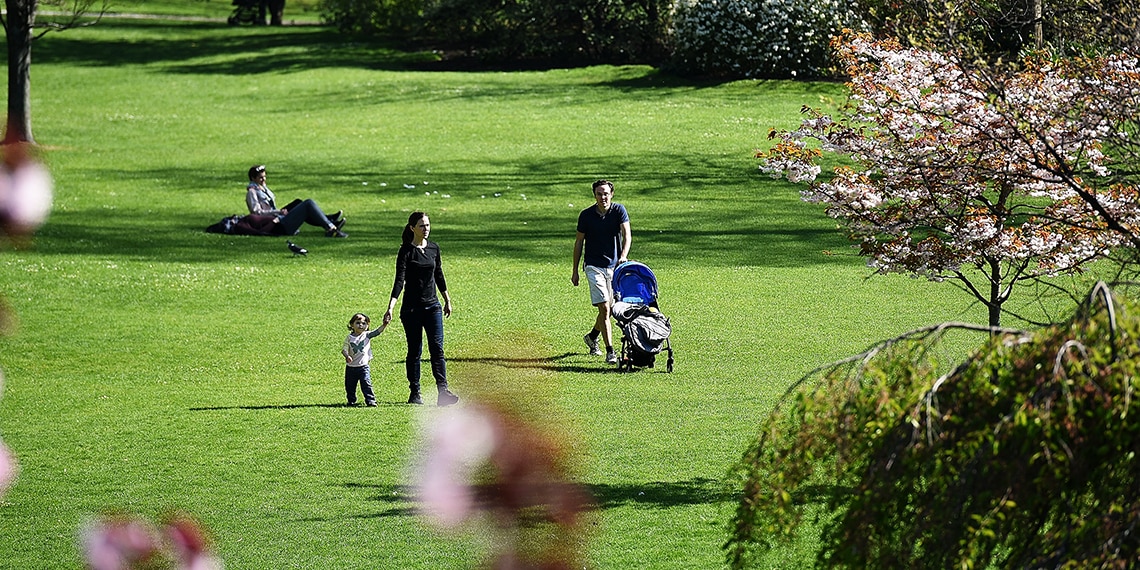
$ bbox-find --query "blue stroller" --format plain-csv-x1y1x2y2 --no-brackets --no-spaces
610,261,674,373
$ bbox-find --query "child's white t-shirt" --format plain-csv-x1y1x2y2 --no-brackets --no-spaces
344,330,381,367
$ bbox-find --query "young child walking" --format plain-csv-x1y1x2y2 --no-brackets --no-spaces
342,313,386,406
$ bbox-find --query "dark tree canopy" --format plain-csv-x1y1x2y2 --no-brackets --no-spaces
852,0,1140,63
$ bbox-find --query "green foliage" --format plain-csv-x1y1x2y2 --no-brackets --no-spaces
318,0,425,38
318,0,670,64
850,0,1140,64
426,0,669,64
728,282,1140,568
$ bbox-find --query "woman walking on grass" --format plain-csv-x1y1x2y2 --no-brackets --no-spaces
383,211,459,406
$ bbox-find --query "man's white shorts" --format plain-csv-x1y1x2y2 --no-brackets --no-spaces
585,265,615,306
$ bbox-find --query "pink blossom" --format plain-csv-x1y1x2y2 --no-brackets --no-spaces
415,407,498,528
0,142,52,238
80,513,223,570
0,438,17,498
81,517,161,570
165,515,223,570
412,400,593,568
758,31,1140,324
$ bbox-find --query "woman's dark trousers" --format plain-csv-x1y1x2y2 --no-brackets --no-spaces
400,304,447,395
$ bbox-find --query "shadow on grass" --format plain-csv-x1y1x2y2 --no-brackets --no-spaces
190,399,435,410
188,402,349,410
32,155,848,268
448,353,616,374
587,477,735,509
307,477,733,520
36,23,442,73
31,19,845,97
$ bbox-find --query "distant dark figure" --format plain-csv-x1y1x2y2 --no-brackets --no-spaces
227,0,261,25
260,0,285,25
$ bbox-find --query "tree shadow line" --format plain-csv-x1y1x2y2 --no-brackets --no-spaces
448,353,612,374
185,350,641,413
295,477,735,521
188,402,407,411
33,19,794,96
31,153,848,268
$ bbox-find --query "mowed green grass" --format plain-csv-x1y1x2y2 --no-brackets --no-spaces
0,18,1067,569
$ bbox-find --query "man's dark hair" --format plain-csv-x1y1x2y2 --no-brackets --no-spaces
592,179,613,193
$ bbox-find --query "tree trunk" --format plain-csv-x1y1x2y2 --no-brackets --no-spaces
5,0,36,144
989,261,1002,327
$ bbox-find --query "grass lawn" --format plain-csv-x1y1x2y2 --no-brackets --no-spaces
0,15,1084,569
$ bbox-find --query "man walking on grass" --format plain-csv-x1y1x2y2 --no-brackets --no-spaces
571,179,631,365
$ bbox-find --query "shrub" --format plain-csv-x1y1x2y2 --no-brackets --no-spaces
319,0,671,65
726,282,1140,568
668,0,863,78
318,0,425,38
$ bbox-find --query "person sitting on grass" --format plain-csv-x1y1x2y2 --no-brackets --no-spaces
245,164,347,238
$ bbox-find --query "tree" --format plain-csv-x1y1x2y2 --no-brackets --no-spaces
759,31,1140,326
1,0,106,144
850,0,1140,63
725,282,1140,568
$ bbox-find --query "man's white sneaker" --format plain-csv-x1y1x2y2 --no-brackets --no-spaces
605,351,618,364
584,333,602,355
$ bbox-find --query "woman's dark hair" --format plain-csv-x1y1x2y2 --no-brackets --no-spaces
402,211,426,244
248,164,266,181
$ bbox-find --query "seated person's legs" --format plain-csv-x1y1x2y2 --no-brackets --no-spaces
277,199,346,236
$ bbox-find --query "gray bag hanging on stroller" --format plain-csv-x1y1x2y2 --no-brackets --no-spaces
610,260,675,372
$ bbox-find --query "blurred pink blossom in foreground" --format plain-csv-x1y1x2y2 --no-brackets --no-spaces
0,141,52,239
81,513,222,570
415,402,593,569
418,406,498,527
0,369,15,497
0,140,53,335
0,437,17,498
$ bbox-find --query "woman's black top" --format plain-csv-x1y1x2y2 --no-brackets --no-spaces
391,240,447,312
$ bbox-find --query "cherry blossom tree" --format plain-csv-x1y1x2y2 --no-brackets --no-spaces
760,31,1140,326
